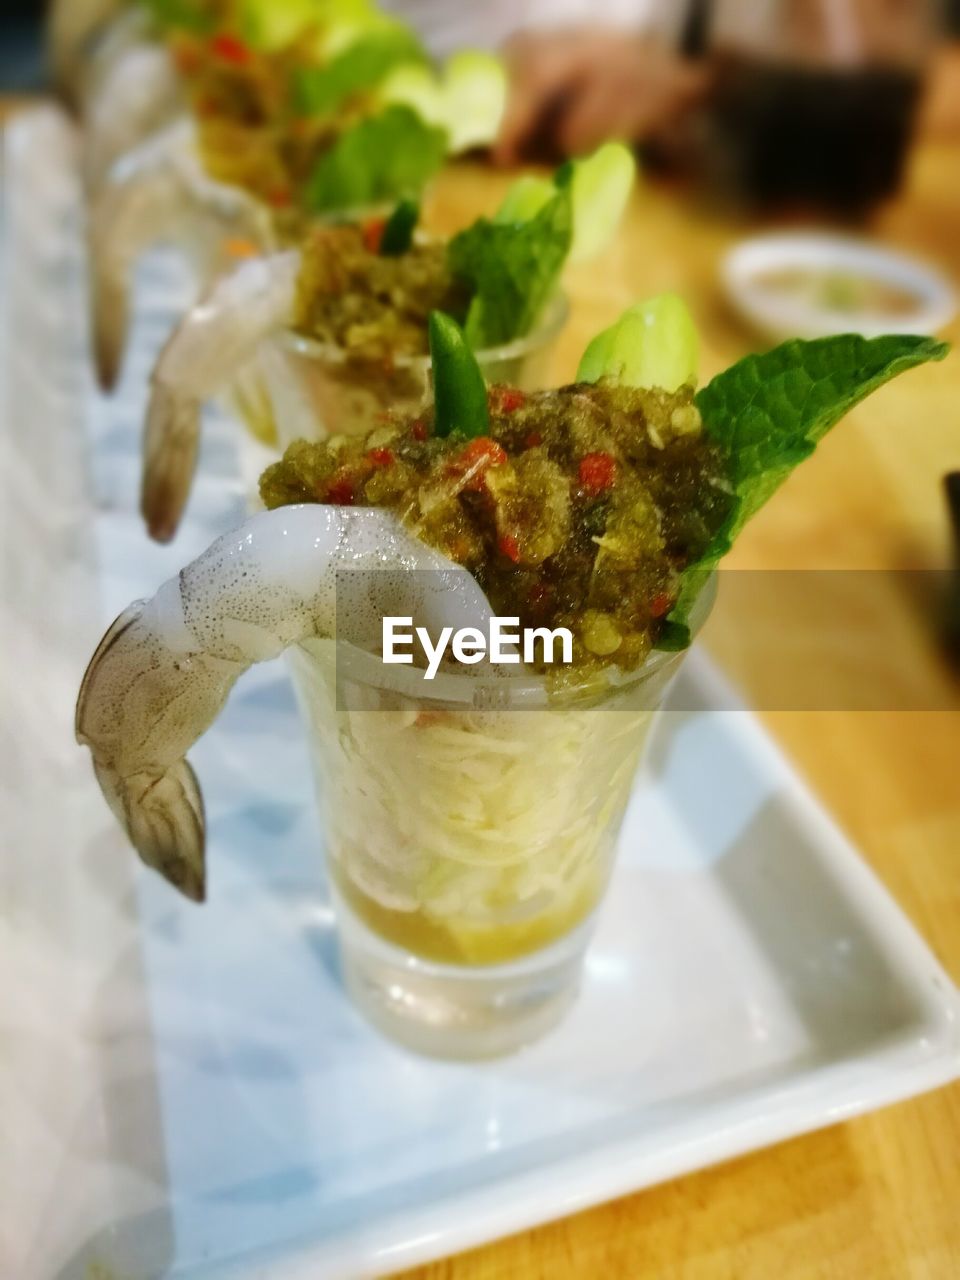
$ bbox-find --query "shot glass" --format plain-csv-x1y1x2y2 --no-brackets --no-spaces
286,581,711,1059
228,292,570,451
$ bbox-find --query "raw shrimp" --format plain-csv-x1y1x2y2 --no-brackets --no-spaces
83,41,183,190
90,120,276,391
76,504,493,901
48,0,128,103
142,250,301,542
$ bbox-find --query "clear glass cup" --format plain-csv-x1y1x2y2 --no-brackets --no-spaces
703,0,940,217
227,292,570,451
286,581,712,1059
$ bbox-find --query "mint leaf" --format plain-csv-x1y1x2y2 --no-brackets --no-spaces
447,188,573,349
306,106,448,213
657,333,950,649
294,28,427,117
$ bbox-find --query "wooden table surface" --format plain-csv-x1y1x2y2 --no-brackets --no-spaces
4,92,957,1279
400,145,960,1279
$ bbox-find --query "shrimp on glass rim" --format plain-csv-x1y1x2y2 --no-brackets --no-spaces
75,504,493,901
48,0,129,104
90,119,277,392
142,248,301,540
82,38,184,191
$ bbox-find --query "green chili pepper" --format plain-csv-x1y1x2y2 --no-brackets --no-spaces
379,198,420,256
429,311,490,439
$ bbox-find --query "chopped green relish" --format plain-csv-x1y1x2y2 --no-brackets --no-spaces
292,224,468,360
260,380,733,672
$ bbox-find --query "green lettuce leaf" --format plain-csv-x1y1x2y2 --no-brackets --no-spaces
656,333,950,649
556,141,637,263
314,0,397,57
293,25,427,117
237,0,323,48
446,144,633,349
447,187,573,350
379,50,507,154
493,175,556,226
577,294,698,391
305,105,448,212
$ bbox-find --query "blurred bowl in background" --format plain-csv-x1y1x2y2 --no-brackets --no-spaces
722,232,956,341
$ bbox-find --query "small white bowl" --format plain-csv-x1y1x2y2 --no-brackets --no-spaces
722,232,956,341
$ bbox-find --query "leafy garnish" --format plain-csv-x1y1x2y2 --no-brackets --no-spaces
236,0,322,48
447,188,573,349
493,176,556,226
294,26,427,117
557,142,637,263
306,105,448,213
429,312,491,439
446,143,633,350
314,0,397,57
141,0,216,34
577,294,697,391
656,333,950,648
379,198,419,255
380,50,507,154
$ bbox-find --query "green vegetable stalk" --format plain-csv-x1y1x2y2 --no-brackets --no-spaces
429,311,490,440
379,198,419,256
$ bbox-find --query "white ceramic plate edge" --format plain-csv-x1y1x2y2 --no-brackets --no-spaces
193,657,960,1280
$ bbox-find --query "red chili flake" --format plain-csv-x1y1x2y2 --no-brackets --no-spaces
489,386,526,414
366,447,395,467
649,592,675,618
268,187,292,209
362,218,386,254
498,534,521,563
524,431,543,448
411,420,428,441
172,39,201,75
195,95,218,118
578,451,616,495
449,437,508,492
210,33,251,66
460,438,507,468
326,476,355,505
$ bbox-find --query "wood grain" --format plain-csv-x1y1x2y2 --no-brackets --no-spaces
399,140,960,1280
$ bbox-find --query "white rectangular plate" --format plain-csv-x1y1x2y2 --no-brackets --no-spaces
2,109,958,1280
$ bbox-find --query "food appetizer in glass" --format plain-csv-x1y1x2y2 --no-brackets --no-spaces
141,142,635,541
76,298,945,1057
81,0,506,391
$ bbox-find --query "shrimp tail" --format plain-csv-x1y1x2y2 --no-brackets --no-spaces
92,242,130,392
89,172,175,392
76,507,494,900
139,250,301,540
76,596,218,901
48,0,127,105
94,758,207,902
141,383,201,543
